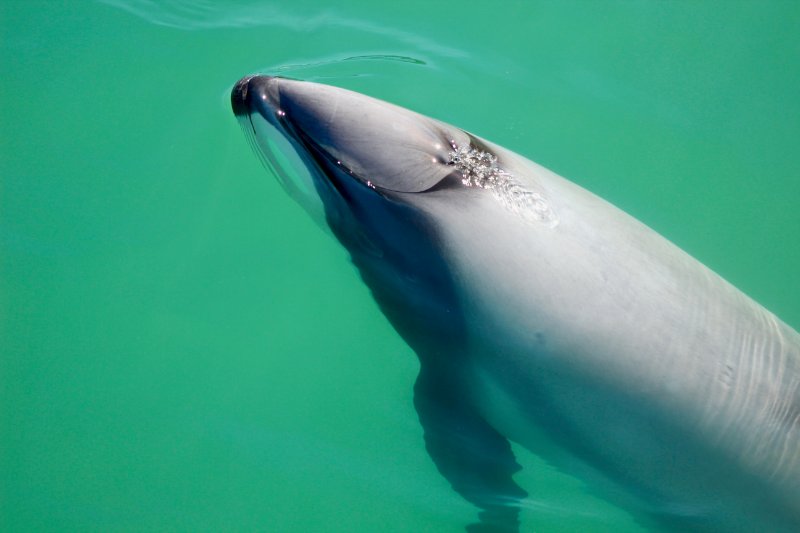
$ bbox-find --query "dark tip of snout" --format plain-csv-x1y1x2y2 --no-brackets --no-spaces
231,75,256,115
231,75,277,116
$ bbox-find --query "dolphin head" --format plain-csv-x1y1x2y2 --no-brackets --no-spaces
231,75,560,336
231,75,469,193
231,75,478,330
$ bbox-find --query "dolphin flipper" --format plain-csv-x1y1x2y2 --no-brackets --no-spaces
414,363,527,532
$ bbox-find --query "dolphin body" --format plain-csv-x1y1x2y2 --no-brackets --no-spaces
231,76,800,532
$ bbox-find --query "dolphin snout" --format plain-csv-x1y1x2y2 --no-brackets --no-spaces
232,75,469,193
230,75,256,115
231,75,279,116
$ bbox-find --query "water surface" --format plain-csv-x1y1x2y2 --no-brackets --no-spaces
2,1,798,531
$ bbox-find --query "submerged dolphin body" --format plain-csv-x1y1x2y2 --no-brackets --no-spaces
231,76,800,531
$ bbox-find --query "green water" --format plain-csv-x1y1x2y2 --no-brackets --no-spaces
2,1,798,531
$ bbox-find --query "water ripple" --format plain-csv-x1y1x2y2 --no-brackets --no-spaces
97,0,468,59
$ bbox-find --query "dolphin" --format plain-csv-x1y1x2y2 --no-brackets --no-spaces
230,75,800,532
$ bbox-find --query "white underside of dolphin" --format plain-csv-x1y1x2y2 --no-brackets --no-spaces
232,75,800,532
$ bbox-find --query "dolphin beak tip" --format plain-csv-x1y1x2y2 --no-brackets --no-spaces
231,75,278,116
231,75,254,116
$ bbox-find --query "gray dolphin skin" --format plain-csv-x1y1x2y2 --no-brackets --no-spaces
231,76,800,532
